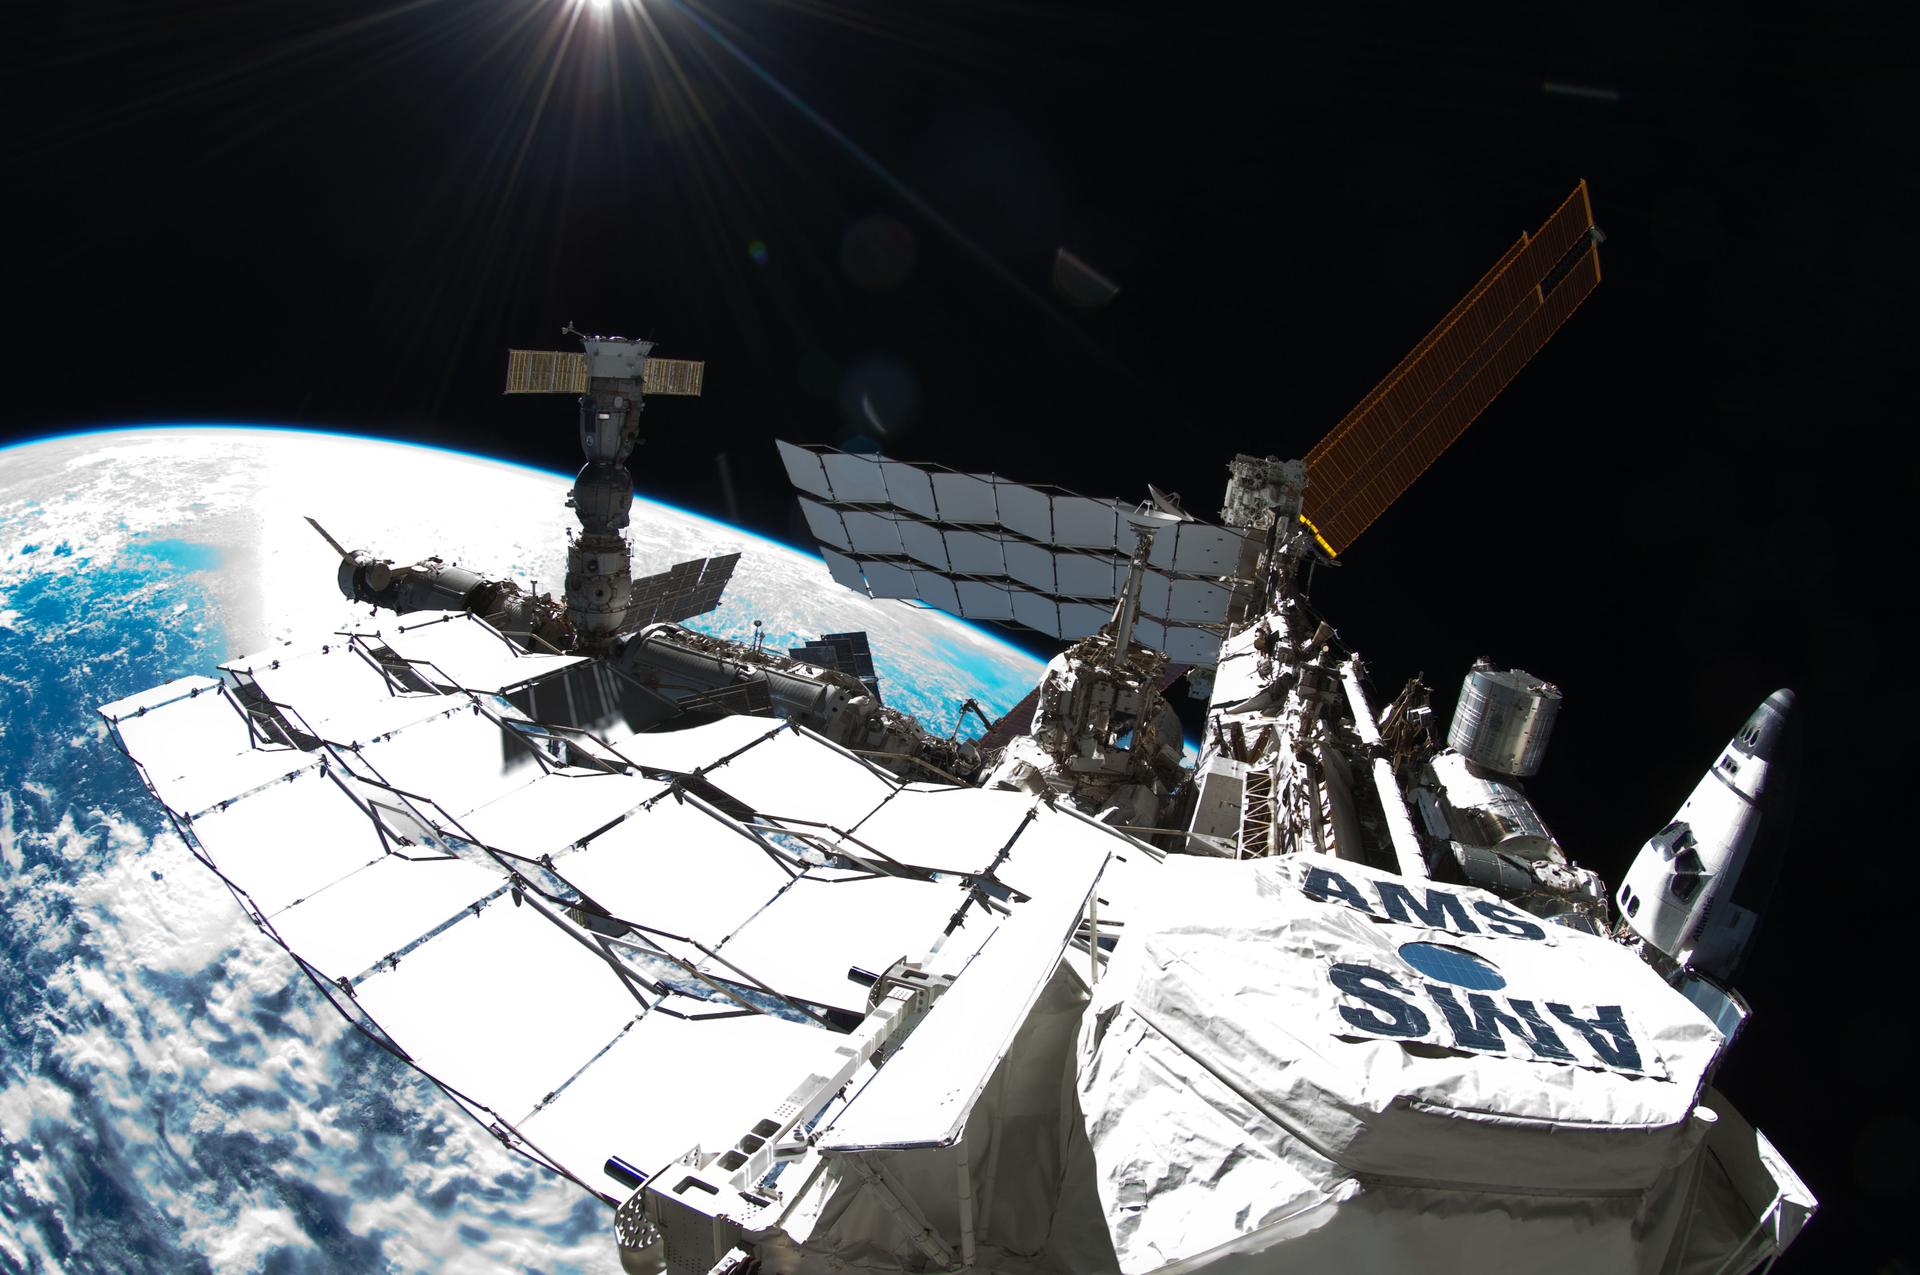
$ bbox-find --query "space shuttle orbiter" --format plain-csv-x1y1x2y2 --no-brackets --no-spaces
1617,689,1801,1038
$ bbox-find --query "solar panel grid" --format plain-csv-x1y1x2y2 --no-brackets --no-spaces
641,357,706,397
669,594,723,622
798,497,853,552
915,572,962,614
879,460,939,520
503,349,590,395
776,441,832,500
505,350,708,396
1303,183,1597,553
622,552,740,630
772,443,1250,662
1306,184,1592,495
114,644,1178,1205
843,510,907,556
1304,238,1528,472
823,633,876,679
954,579,1015,620
1306,204,1579,501
789,641,833,666
781,187,1589,577
1310,243,1601,551
929,470,998,523
827,548,1227,659
1311,278,1545,545
863,560,918,599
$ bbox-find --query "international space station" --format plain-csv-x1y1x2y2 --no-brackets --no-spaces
102,182,1813,1273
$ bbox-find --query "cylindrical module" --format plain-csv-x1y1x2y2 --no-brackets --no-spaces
566,532,633,644
571,460,634,533
618,625,851,726
1447,661,1562,777
337,552,488,614
566,377,644,645
578,389,636,465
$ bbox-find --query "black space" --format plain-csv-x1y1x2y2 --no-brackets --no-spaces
5,1,1915,1268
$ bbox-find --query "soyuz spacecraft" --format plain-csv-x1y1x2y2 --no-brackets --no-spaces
101,182,1813,1273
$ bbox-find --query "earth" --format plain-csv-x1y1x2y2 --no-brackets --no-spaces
0,427,1043,1273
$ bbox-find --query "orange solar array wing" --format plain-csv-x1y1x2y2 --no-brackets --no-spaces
505,350,706,397
1303,182,1601,554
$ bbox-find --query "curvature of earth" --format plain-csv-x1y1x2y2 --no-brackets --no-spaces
0,427,1042,1273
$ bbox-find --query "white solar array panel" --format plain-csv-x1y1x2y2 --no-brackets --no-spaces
796,492,1248,587
785,444,1124,551
105,612,1155,1204
351,898,645,1120
808,555,1225,661
515,1004,841,1186
778,441,1253,665
376,612,586,692
101,677,314,816
779,441,1252,571
686,722,896,828
184,768,387,915
456,769,666,857
834,549,1231,622
241,654,454,751
558,796,793,963
605,713,788,771
706,873,966,1016
271,854,505,984
845,785,1034,876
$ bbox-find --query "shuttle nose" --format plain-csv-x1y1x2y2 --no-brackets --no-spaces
1734,688,1796,758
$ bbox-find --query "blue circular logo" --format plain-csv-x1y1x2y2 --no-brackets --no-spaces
1398,941,1505,990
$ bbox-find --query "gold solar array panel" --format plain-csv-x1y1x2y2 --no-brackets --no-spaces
642,357,706,397
1310,243,1601,553
1312,235,1528,464
504,349,589,394
1302,181,1600,554
505,350,705,396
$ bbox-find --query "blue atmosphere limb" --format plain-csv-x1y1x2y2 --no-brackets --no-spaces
11,423,1048,674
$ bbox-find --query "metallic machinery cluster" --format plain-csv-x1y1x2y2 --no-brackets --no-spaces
781,179,1795,1053
108,179,1808,1275
308,330,983,787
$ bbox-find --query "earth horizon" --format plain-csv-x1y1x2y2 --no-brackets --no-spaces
0,425,1043,1273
